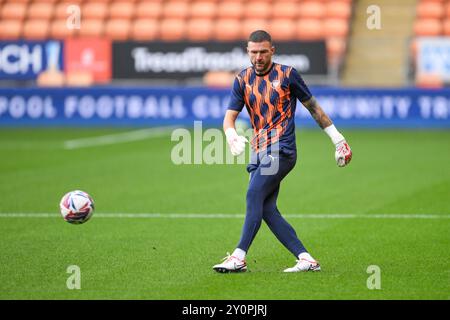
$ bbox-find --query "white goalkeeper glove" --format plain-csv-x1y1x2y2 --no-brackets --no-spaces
324,124,352,167
225,127,248,156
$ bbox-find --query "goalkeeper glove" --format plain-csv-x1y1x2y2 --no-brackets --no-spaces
324,124,352,167
225,127,248,156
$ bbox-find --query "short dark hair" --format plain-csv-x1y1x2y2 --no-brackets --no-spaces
248,30,272,44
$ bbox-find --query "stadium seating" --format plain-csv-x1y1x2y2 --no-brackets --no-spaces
217,1,243,19
186,18,214,40
131,19,159,40
213,18,241,40
0,0,355,83
414,0,450,37
0,0,356,85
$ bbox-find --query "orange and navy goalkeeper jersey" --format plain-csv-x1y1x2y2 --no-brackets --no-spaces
228,63,312,153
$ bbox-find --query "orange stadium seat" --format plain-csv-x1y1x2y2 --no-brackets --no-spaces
65,71,95,87
243,2,271,19
326,37,347,64
56,0,82,5
50,19,77,39
326,1,352,19
446,2,450,17
82,2,109,19
295,19,324,40
0,20,22,40
203,71,236,88
30,0,59,3
159,18,186,40
23,19,50,40
298,1,326,19
327,0,353,4
443,19,450,35
105,19,131,40
190,1,217,19
162,1,189,19
82,0,110,2
3,0,29,3
135,1,163,19
415,73,444,88
414,18,443,36
109,2,135,19
416,1,444,19
27,2,54,20
131,19,159,41
271,2,298,20
37,70,65,87
213,19,242,41
78,19,105,37
323,18,349,37
242,19,269,38
217,1,243,19
268,19,296,41
54,3,71,18
1,2,28,20
186,18,214,41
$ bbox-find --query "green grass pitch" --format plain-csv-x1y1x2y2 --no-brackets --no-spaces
0,128,449,299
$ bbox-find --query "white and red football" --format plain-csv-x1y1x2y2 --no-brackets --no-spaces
59,190,95,224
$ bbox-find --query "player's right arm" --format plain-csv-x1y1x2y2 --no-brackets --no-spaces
223,109,239,132
224,110,248,156
224,75,248,156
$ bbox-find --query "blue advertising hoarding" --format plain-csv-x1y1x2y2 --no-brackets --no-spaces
0,87,449,128
0,41,64,80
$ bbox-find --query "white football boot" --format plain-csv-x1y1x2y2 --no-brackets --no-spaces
213,253,247,273
284,254,321,273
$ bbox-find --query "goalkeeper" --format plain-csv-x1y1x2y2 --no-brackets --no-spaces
213,30,352,273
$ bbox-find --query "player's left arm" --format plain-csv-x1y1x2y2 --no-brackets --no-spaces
302,97,352,167
289,68,352,167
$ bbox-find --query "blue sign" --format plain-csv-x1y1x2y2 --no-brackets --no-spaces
0,87,449,128
0,41,64,80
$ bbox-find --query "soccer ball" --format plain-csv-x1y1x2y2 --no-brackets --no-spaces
59,190,95,224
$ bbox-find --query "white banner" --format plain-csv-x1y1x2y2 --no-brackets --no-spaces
417,37,450,81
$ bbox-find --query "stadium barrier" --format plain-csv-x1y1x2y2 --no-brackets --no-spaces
112,41,327,79
0,41,64,80
0,87,449,128
0,40,327,83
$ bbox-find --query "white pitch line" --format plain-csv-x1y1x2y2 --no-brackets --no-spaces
0,213,449,219
63,126,178,150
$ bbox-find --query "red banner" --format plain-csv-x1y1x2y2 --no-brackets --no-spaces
64,38,111,83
